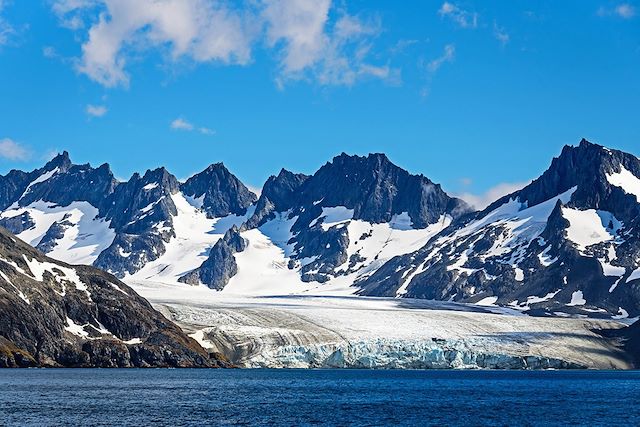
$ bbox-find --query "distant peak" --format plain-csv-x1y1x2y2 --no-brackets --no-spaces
44,150,71,171
332,152,390,163
205,162,227,172
275,168,304,179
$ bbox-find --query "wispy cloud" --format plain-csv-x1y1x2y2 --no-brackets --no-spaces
170,118,194,131
438,2,478,29
493,22,509,46
170,117,215,136
427,44,455,73
0,138,30,161
454,181,531,209
597,3,636,19
50,0,396,89
0,0,16,46
86,104,107,117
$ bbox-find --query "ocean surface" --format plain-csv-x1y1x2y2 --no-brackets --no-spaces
1,369,639,426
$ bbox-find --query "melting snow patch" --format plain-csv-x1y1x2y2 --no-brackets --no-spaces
23,256,90,298
514,267,524,281
561,208,618,253
122,338,143,345
309,206,354,230
510,290,560,310
189,329,216,349
567,290,586,306
142,183,159,191
476,296,498,306
607,166,640,203
538,245,557,267
0,270,30,304
64,317,89,338
612,308,629,320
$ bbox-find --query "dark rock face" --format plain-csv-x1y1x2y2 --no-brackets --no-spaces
0,227,227,368
17,155,117,209
357,140,640,317
244,169,309,229
0,212,34,235
35,215,73,253
180,163,257,218
94,168,180,277
0,170,31,211
179,226,245,289
298,153,469,227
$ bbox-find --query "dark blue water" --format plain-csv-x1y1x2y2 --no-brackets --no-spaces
1,369,639,426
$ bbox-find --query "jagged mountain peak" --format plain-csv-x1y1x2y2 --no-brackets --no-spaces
44,150,72,171
180,162,256,217
301,151,470,228
138,167,180,194
484,139,640,217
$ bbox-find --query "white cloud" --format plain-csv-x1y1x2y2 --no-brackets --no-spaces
493,22,509,46
171,117,215,135
51,0,395,88
43,46,58,58
170,117,194,131
86,104,107,117
0,138,30,161
0,0,16,46
427,44,455,73
438,2,478,29
598,3,636,19
615,3,636,18
455,181,531,210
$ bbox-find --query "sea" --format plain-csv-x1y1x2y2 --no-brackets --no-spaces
1,369,638,426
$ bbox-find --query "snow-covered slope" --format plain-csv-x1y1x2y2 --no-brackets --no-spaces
0,201,114,265
358,140,640,318
182,153,469,291
126,192,250,284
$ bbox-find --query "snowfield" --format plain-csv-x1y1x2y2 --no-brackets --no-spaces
1,201,115,265
128,279,632,369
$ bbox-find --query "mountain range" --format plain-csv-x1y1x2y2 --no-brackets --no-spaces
1,139,639,321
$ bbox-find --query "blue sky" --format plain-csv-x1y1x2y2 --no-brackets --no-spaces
0,0,638,207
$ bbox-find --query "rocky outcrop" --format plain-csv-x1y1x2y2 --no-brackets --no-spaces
179,226,245,289
0,226,229,368
180,163,257,218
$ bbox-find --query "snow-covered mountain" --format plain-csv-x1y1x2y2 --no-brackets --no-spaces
358,140,640,318
182,152,471,291
0,225,225,367
0,153,256,282
1,140,640,319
